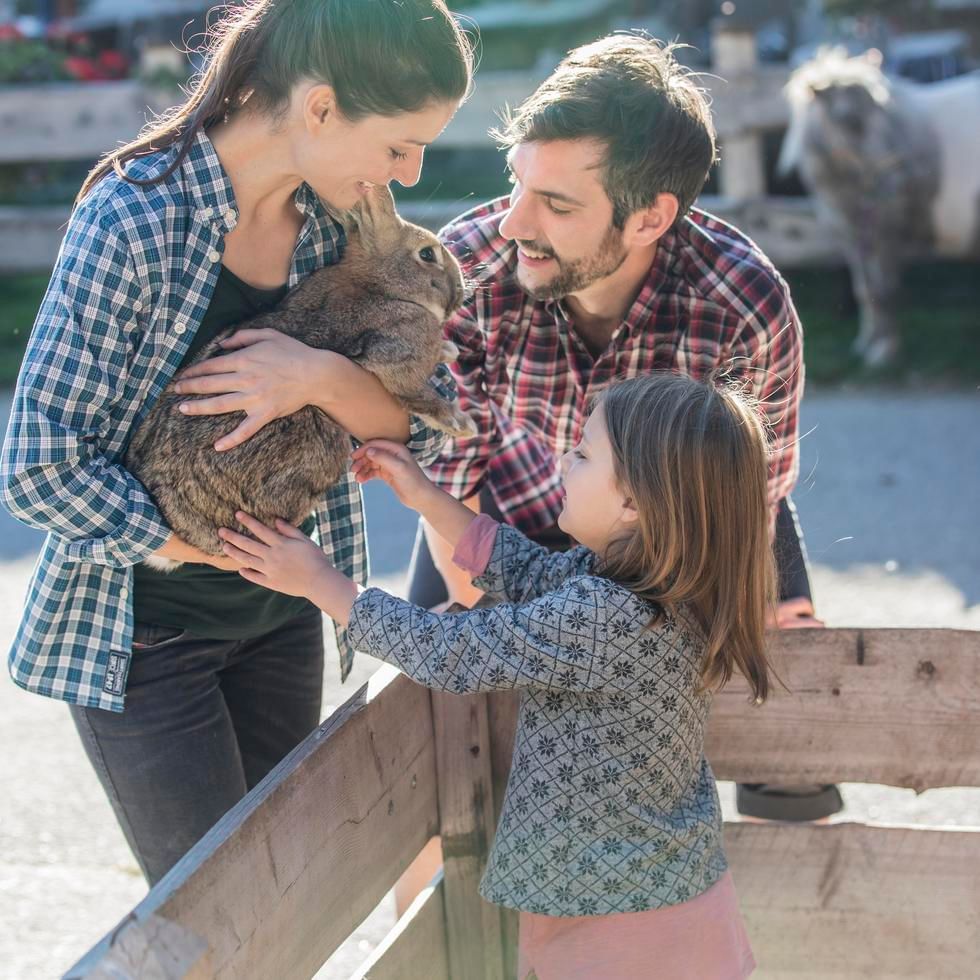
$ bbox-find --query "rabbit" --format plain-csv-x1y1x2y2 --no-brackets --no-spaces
125,183,476,572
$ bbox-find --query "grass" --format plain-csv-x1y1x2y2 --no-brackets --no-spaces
0,263,976,390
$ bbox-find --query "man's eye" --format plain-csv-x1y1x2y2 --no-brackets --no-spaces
547,201,571,216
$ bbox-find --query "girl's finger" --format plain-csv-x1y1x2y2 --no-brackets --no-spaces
238,566,266,585
235,511,282,545
360,438,414,460
222,541,262,567
218,527,267,558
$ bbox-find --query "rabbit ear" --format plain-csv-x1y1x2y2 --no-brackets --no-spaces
347,183,401,237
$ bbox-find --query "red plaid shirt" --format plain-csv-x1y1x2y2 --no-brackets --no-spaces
429,197,804,534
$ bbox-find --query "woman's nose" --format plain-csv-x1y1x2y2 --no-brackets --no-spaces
393,149,425,188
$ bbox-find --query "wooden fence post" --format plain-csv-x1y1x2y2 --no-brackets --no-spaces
712,18,767,201
431,690,507,980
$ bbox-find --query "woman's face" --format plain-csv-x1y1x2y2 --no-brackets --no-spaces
295,90,458,210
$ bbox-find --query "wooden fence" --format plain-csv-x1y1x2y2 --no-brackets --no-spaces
64,628,980,979
0,24,842,272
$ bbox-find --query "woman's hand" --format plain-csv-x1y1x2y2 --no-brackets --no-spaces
152,533,242,571
174,329,329,451
219,512,360,625
351,439,436,511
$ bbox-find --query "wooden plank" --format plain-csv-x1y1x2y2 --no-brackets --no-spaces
67,666,440,980
725,821,980,979
706,629,980,790
486,692,520,979
431,690,506,980
351,871,449,980
84,914,210,980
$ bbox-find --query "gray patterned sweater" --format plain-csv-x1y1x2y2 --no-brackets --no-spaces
346,522,727,916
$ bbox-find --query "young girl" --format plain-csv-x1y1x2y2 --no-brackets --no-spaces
1,0,472,885
221,372,772,979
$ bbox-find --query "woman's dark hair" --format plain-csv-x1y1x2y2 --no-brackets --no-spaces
77,0,473,203
494,34,716,228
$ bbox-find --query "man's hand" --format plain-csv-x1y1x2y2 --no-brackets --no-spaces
771,596,825,630
174,329,324,451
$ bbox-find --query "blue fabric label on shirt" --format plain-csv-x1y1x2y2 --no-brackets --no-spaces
103,651,130,696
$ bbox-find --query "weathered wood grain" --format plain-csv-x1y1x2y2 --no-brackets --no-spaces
68,667,439,980
431,690,506,980
726,821,980,979
707,629,980,790
351,871,449,980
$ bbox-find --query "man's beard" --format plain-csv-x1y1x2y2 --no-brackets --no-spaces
516,223,627,301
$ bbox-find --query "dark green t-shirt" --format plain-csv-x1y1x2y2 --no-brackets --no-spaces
132,265,317,639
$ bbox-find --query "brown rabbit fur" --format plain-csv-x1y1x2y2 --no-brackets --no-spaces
125,185,475,571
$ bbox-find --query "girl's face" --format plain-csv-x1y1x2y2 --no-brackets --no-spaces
558,405,638,553
296,92,458,210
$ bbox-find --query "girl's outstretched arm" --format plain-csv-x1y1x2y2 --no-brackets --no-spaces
220,512,627,696
352,440,596,604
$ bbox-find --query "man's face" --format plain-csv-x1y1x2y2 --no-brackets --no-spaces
498,140,628,301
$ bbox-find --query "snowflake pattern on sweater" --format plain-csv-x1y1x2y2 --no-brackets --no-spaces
346,524,727,916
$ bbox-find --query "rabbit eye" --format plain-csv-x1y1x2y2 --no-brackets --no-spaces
418,246,438,264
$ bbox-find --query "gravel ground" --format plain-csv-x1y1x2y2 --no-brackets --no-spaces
0,390,977,979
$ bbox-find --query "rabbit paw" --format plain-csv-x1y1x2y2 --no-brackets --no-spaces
142,555,183,573
438,340,460,363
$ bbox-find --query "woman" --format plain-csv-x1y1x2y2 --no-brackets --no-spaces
1,0,472,885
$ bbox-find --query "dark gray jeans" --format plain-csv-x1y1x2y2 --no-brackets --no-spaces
69,604,323,885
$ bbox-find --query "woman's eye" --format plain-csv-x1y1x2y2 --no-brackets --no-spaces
389,148,408,161
419,246,437,263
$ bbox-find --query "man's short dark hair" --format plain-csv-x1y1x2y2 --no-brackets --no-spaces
495,34,717,228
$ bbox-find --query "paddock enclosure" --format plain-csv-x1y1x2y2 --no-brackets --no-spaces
65,628,980,979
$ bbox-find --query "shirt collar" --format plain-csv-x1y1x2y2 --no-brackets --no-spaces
179,129,331,233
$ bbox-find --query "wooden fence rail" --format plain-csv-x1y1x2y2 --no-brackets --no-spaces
64,628,980,979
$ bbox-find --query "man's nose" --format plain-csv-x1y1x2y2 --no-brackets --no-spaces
499,187,534,242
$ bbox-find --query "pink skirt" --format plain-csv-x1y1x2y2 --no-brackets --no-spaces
516,870,755,979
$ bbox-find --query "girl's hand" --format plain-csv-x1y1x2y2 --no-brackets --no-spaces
219,512,328,598
174,329,330,451
351,439,435,510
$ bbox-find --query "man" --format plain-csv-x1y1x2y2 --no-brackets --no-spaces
411,34,841,826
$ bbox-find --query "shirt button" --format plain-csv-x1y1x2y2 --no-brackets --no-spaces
132,300,143,313
119,586,129,599
224,208,237,224
173,321,187,335
201,206,213,219
208,249,221,263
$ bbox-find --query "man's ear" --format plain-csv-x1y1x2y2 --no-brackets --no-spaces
303,83,337,133
624,192,679,248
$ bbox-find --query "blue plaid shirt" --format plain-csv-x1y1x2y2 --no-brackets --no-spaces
1,131,451,711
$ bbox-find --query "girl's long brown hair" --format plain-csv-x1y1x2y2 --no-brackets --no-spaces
76,0,473,204
598,372,776,703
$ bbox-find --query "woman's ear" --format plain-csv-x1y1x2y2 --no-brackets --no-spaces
303,83,337,133
624,193,679,248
